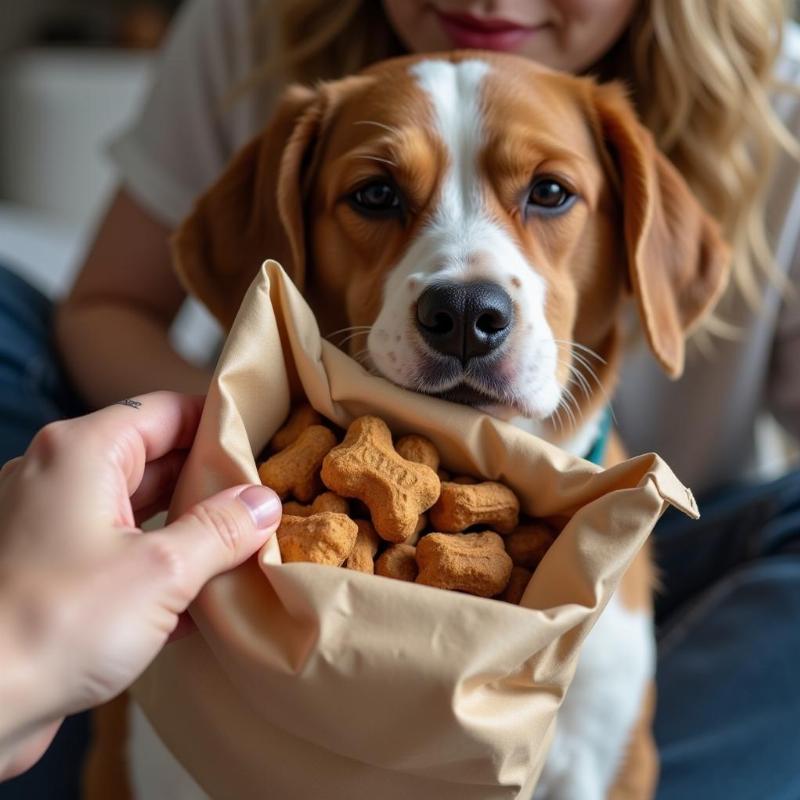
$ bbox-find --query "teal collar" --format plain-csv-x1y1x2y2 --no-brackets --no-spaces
584,407,613,465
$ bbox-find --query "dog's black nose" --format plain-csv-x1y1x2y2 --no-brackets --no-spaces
416,281,513,362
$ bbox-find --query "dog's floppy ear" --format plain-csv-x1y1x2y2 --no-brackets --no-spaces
172,84,323,328
590,83,731,377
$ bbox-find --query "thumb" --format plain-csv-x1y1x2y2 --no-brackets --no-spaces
144,485,282,603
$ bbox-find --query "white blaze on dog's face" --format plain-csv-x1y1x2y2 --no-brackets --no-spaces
175,52,727,438
310,55,620,424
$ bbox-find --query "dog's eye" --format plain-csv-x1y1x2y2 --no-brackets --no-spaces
526,178,575,215
349,180,402,217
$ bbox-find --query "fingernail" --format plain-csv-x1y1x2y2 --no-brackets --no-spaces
237,485,282,529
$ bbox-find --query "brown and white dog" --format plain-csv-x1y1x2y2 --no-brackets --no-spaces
117,52,729,799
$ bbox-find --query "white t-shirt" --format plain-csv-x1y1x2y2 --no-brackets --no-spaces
108,0,800,494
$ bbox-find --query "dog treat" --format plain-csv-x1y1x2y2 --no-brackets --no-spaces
375,544,419,582
259,425,337,502
504,524,557,569
321,416,440,543
269,403,323,451
345,519,381,574
497,565,532,605
403,513,427,546
283,492,350,518
264,405,553,601
395,434,440,472
277,513,358,566
429,481,519,534
416,531,513,597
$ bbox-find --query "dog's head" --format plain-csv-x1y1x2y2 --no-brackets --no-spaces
174,52,729,428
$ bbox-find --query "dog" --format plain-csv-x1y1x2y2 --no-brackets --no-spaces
92,51,729,800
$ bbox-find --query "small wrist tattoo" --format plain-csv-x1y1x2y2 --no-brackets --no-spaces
116,399,142,409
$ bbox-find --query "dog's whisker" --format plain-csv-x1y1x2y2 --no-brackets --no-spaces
552,404,566,435
565,362,593,401
337,331,371,349
570,357,618,425
568,364,593,400
570,351,603,387
552,339,607,364
328,326,372,349
326,325,372,346
558,387,579,431
559,395,578,431
554,356,593,403
327,325,372,338
550,341,604,388
350,154,398,169
353,119,401,136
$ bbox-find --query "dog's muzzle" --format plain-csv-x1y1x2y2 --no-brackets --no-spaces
415,281,513,363
413,280,515,406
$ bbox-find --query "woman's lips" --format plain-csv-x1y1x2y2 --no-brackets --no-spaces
435,10,544,51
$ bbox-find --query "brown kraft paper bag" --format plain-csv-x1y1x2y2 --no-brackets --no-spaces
132,261,698,800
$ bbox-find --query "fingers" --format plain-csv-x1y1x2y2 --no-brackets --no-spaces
166,612,197,643
0,457,21,480
93,392,205,461
1,720,61,781
27,393,204,498
130,450,189,519
140,485,282,610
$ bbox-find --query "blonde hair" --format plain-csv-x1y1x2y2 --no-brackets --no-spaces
249,0,796,310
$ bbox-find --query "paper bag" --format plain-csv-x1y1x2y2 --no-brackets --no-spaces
133,261,697,800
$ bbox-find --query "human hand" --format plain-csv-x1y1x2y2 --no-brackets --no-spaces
0,392,281,779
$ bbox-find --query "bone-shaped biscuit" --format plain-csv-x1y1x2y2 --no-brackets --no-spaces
416,531,513,597
321,416,440,543
276,512,358,565
375,543,418,582
395,434,440,472
345,519,381,574
269,403,322,451
259,425,337,502
429,481,519,534
504,523,556,569
283,492,349,517
497,565,532,604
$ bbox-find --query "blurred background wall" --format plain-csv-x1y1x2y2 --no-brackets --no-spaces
0,0,220,364
0,0,179,297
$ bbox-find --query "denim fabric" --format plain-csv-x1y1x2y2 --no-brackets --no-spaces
655,470,800,800
0,265,88,800
0,266,83,463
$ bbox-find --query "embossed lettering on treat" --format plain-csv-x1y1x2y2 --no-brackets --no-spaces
269,403,323,451
504,523,557,568
277,513,358,565
375,543,419,582
259,425,337,502
345,519,381,574
321,416,440,542
416,531,513,597
429,481,519,534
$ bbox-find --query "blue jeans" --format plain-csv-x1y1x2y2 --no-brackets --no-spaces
0,266,88,799
0,266,84,463
654,473,800,800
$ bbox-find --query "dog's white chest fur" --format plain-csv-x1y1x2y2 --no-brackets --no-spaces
534,593,655,799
